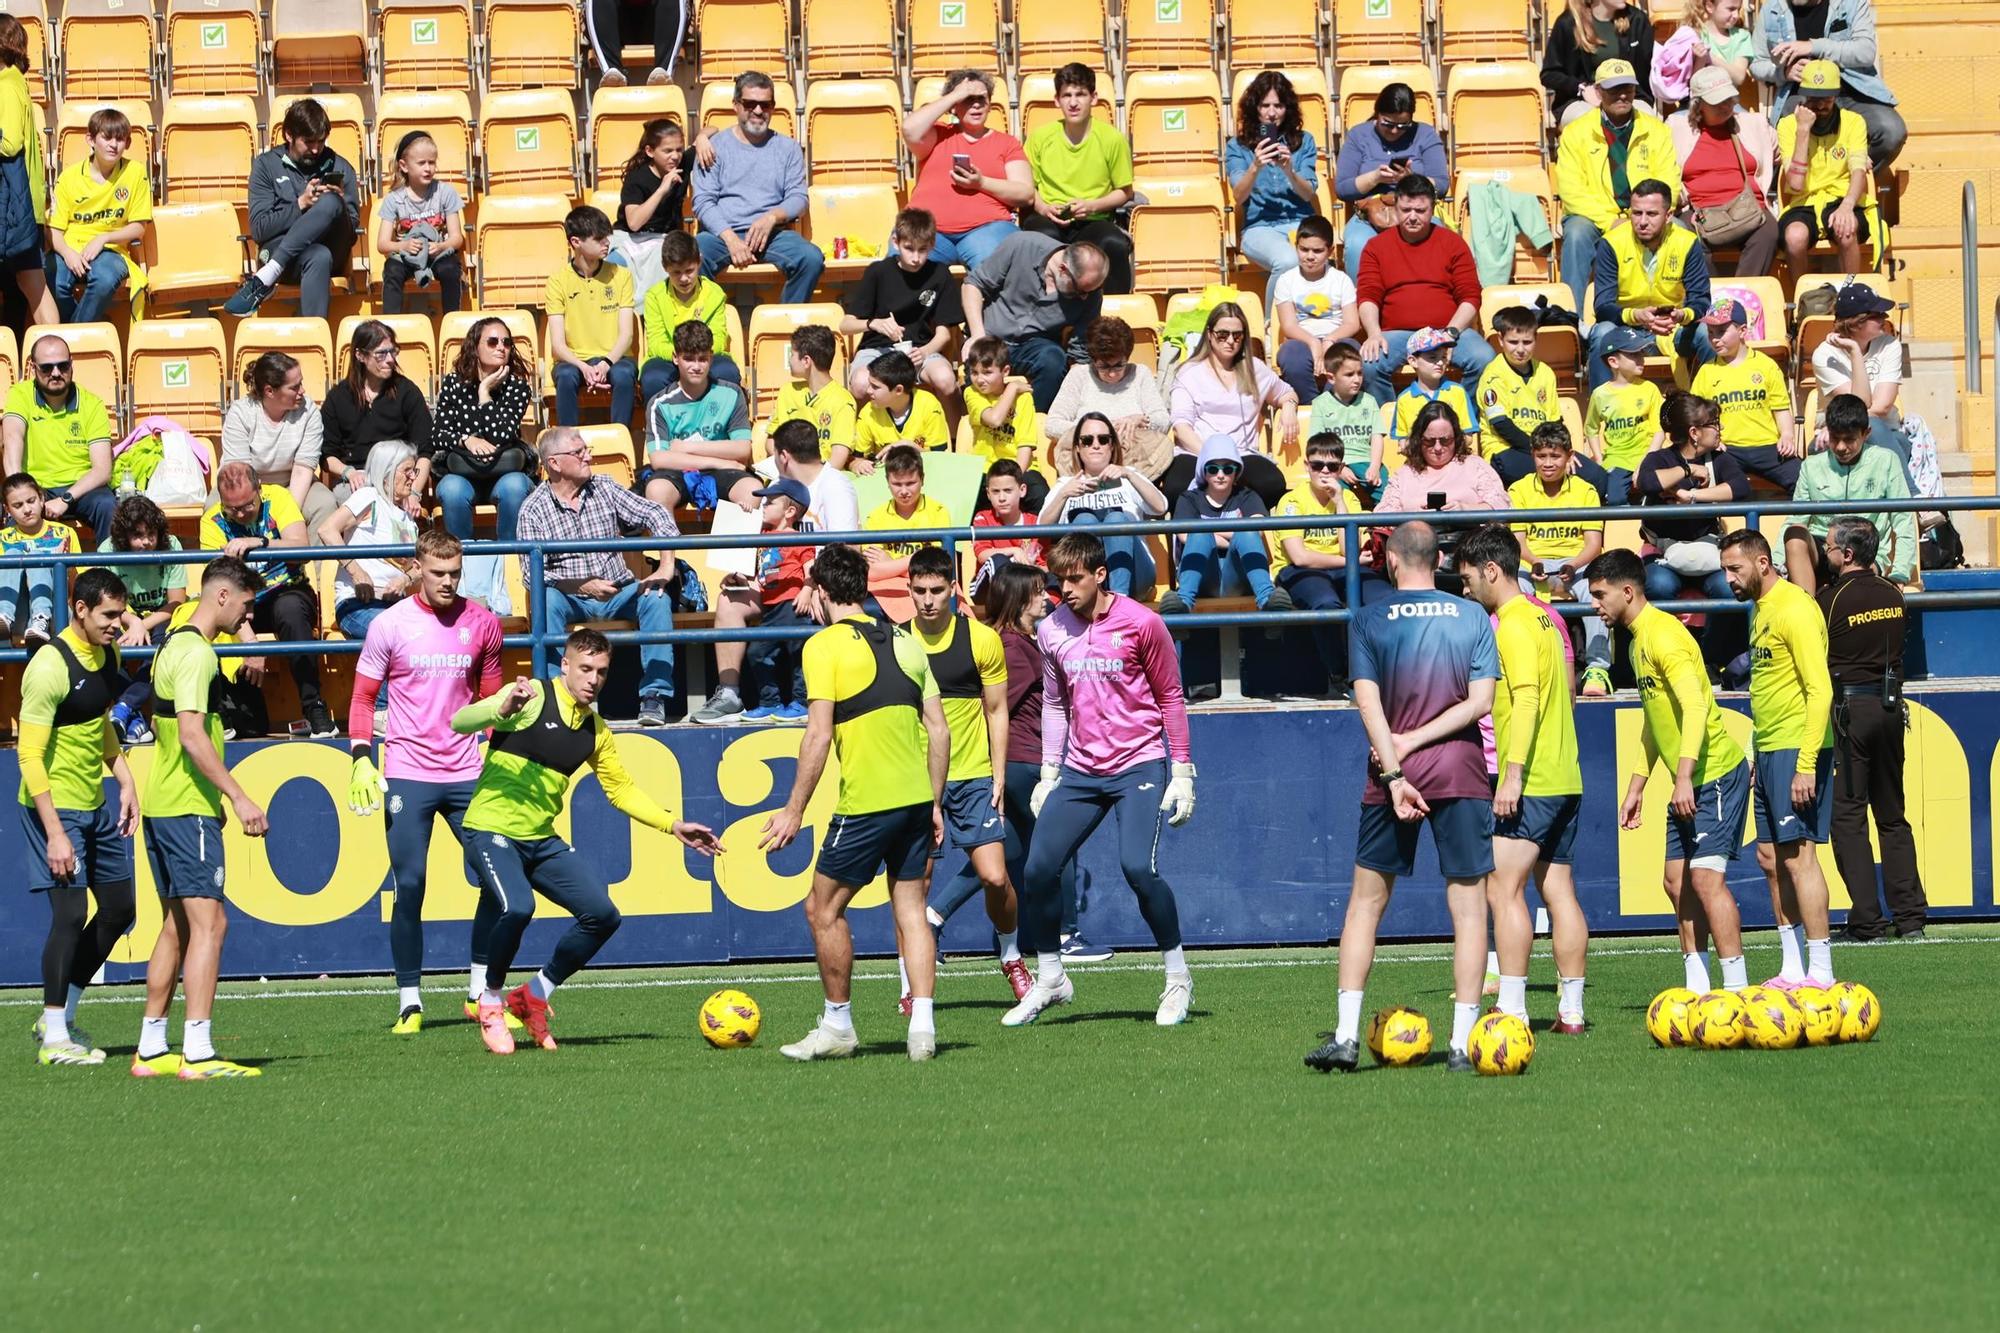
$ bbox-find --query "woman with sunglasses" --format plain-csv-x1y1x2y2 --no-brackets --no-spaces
1165,303,1297,508
220,350,334,529
903,70,1034,273
1043,317,1171,476
1332,84,1449,284
1039,411,1170,596
432,319,539,546
1377,400,1508,559
321,320,431,519
1156,435,1292,617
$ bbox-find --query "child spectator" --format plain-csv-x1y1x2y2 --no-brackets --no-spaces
764,324,857,465
1,471,78,646
615,118,692,298
547,205,637,427
1584,325,1667,505
690,477,816,725
862,443,951,621
641,321,757,511
374,131,465,314
841,208,963,408
1272,215,1361,403
1506,422,1612,695
1307,341,1387,495
1269,432,1360,691
98,494,185,744
1689,298,1795,489
1391,326,1481,457
850,349,951,474
45,107,150,323
768,417,859,539
962,336,1047,512
971,460,1043,566
1038,411,1170,595
1156,436,1292,616
641,230,740,402
1479,305,1605,499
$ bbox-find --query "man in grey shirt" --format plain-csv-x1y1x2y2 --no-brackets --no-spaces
962,232,1108,410
692,71,822,304
225,98,364,318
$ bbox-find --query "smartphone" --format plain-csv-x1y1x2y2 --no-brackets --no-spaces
1386,155,1411,170
1259,123,1282,144
1426,491,1447,511
952,153,973,171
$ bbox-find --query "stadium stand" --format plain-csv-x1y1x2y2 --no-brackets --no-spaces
482,0,583,91
480,89,582,197
376,91,474,194
56,0,158,101
801,0,899,80
1129,177,1228,291
802,79,904,186
1332,0,1428,64
231,317,335,402
164,0,264,98
907,0,1002,75
1337,63,1438,132
268,0,370,91
128,318,230,439
1445,62,1547,170
1227,0,1322,69
1125,70,1227,175
692,0,794,80
1013,0,1110,73
590,84,690,188
26,321,122,418
473,194,573,310
1123,0,1217,73
376,0,476,93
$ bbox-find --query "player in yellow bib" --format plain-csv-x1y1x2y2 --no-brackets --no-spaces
1721,530,1838,988
761,544,951,1063
1456,526,1590,1032
1588,549,1754,994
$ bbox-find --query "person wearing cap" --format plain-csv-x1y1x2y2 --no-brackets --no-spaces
1554,58,1682,319
690,477,817,725
1690,297,1797,489
1775,59,1876,279
1751,0,1906,171
1391,327,1482,458
1668,65,1781,278
1583,323,1667,505
1541,0,1658,127
1785,391,1915,594
1811,282,1907,460
1585,178,1714,390
1355,174,1494,407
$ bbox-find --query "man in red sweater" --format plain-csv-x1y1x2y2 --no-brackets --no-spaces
1355,175,1495,404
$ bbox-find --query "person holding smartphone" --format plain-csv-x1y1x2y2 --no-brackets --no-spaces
905,69,1034,273
1227,70,1321,311
227,97,363,319
1333,83,1449,283
1377,400,1507,580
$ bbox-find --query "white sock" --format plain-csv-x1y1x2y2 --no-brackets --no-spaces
822,999,854,1033
1038,952,1066,987
1486,950,1500,976
183,1018,215,1062
1558,975,1585,1021
398,985,422,1012
1684,951,1712,992
896,954,910,995
1719,955,1748,991
65,983,84,1027
1777,923,1806,980
925,905,945,929
909,996,935,1034
1334,988,1364,1043
255,259,282,286
138,1016,170,1058
480,988,504,1006
529,970,557,1001
1450,1001,1479,1054
1162,945,1188,978
996,930,1021,963
1497,975,1529,1019
1806,937,1833,984
468,964,485,1000
41,1007,68,1045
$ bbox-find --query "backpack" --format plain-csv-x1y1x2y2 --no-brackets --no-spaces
1711,283,1768,340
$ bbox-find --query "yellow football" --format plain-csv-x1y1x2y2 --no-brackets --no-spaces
1790,985,1842,1046
1690,991,1747,1050
1646,987,1700,1048
1466,1011,1534,1075
1829,981,1882,1043
698,988,762,1048
1741,987,1806,1050
1366,1006,1434,1067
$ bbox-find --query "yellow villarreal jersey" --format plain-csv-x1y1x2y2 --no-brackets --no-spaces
911,615,1008,781
1493,596,1582,796
963,384,1037,464
1691,351,1790,450
864,494,952,558
769,382,858,452
1748,577,1833,758
1584,378,1664,472
1777,111,1873,211
1630,604,1743,785
1477,359,1560,440
1267,484,1345,577
855,390,950,457
1506,473,1602,563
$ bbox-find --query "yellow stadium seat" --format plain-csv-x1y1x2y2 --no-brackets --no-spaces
1099,293,1162,366
1480,282,1581,388
58,0,158,100
1333,0,1427,65
911,76,1013,139
1130,177,1227,291
1017,74,1116,142
481,88,580,197
160,96,259,203
10,0,49,104
338,314,438,397
269,0,370,90
1229,0,1323,69
27,322,122,416
482,0,582,92
590,85,690,190
908,0,1001,75
1230,67,1332,157
1439,0,1534,62
1337,63,1438,131
1126,70,1226,174
578,424,638,488
747,303,848,416
802,183,899,278
802,0,896,79
378,0,474,92
1125,0,1216,71
232,317,334,402
0,326,17,392
1014,0,1108,72
474,194,573,310
376,91,474,195
693,0,793,79
700,80,797,140
803,79,903,186
165,0,264,98
143,202,245,306
54,100,153,175
128,319,229,439
440,309,542,379
1452,165,1557,282
270,93,369,184
1446,62,1545,170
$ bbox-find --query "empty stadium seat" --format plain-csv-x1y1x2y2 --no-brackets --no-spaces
1439,0,1535,62
128,319,229,439
270,92,369,184
908,0,1001,75
590,85,690,189
1130,177,1227,291
1333,0,1428,64
699,80,797,140
11,0,49,103
1014,0,1109,72
1452,165,1558,282
1124,0,1217,71
1126,70,1226,174
376,91,474,194
803,79,903,186
0,326,17,392
474,194,573,310
802,0,897,79
1230,66,1332,156
377,0,475,92
337,314,438,396
27,322,122,417
1099,293,1162,366
693,0,793,79
1228,0,1323,69
483,0,582,91
1017,74,1116,142
144,202,245,307
481,88,581,196
160,96,260,203
165,0,264,97
269,0,369,90
55,100,154,174
232,317,334,402
747,303,848,416
1446,62,1546,169
58,0,158,100
911,76,1013,138
802,183,899,278
1338,63,1438,131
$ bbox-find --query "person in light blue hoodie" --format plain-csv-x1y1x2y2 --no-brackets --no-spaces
1750,0,1905,168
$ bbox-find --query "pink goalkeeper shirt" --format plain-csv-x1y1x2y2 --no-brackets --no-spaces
1038,591,1192,776
352,595,504,782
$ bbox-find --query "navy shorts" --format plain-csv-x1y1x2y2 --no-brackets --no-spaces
1665,761,1752,865
1493,793,1581,865
937,776,1006,853
24,803,133,891
143,814,227,900
818,802,934,886
1357,797,1495,881
1753,747,1835,845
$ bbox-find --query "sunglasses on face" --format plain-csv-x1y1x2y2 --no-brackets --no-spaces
1210,328,1245,342
739,99,774,112
1306,459,1344,472
1422,432,1457,444
34,360,71,374
1204,463,1241,476
482,335,509,347
1078,433,1114,446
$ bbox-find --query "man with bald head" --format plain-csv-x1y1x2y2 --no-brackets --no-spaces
2,333,117,537
962,233,1108,412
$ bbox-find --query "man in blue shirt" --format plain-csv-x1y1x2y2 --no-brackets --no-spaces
641,321,758,512
692,70,823,304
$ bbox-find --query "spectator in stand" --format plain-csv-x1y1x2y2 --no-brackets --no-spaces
1634,391,1749,640
1228,70,1324,307
1333,83,1451,284
585,0,687,87
614,118,691,297
1166,302,1298,506
1020,64,1135,295
201,460,335,736
1356,176,1494,407
692,71,822,304
516,426,682,727
689,477,816,726
2,334,117,538
1689,297,1796,488
1390,327,1483,460
1667,66,1781,279
904,71,1034,271
962,233,1108,412
1811,283,1906,458
547,205,638,428
1378,400,1508,523
100,495,186,745
1543,0,1658,127
1272,215,1362,404
1752,0,1906,170
764,325,858,465
1785,391,1915,593
0,17,57,327
1309,341,1389,493
1505,422,1613,695
1686,0,1756,88
1587,179,1714,389
322,320,432,523
1038,411,1170,595
45,107,151,324
1584,325,1668,504
1775,60,1874,280
375,132,465,315
1482,306,1613,499
226,98,363,318
1157,435,1292,616
961,338,1046,510
317,441,422,639
861,444,951,621
840,208,964,409
972,460,1043,566
851,349,952,472
431,317,539,549
767,417,859,541
1270,432,1362,691
641,230,740,402
221,351,332,529
1043,316,1171,466
0,471,77,646
1555,60,1682,319
640,320,757,511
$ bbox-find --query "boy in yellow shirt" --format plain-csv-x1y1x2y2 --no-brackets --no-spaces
764,324,858,463
1391,327,1481,457
46,107,151,323
1776,60,1873,279
1505,423,1610,694
862,444,952,621
546,205,636,427
1689,298,1795,490
962,336,1046,512
850,349,951,475
1582,324,1666,504
640,230,740,401
1269,433,1358,693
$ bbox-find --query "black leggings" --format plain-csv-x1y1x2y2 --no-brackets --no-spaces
42,880,137,1007
1156,452,1288,510
586,0,686,77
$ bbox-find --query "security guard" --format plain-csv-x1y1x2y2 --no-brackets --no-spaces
1818,516,1928,941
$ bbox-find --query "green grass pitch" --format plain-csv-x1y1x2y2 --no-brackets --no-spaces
4,927,1997,1331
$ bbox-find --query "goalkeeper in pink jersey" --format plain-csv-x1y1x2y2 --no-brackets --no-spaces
1005,532,1199,1029
345,530,507,1033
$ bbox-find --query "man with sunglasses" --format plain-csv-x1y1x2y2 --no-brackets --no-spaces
2,334,117,539
691,71,823,304
964,233,1109,412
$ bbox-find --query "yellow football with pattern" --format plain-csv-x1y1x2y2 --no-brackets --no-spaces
1466,1011,1534,1076
1366,1006,1434,1067
1790,985,1842,1046
1691,991,1747,1050
1646,987,1700,1048
1830,981,1882,1043
698,989,763,1048
1741,987,1806,1050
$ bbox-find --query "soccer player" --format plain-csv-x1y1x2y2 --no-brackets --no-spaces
346,529,507,1034
1454,525,1589,1032
1720,530,1837,988
455,629,721,1054
1306,522,1496,1074
1007,532,1198,1029
132,557,271,1080
1586,549,1752,993
759,544,952,1062
21,568,138,1066
903,545,1032,1001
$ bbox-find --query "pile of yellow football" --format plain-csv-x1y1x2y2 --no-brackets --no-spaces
1646,982,1880,1051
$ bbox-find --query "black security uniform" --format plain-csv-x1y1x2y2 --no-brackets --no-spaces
1819,567,1928,938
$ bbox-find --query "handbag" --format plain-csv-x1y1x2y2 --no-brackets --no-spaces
1689,130,1768,247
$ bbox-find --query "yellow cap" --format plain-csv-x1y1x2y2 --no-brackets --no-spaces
1595,58,1639,88
1798,60,1842,94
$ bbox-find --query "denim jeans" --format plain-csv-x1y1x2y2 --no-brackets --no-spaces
1176,530,1276,607
0,560,56,626
542,580,675,700
436,470,535,540
695,227,825,304
47,248,129,324
1360,328,1497,405
1237,223,1300,312
335,596,396,639
1006,334,1071,412
1559,214,1601,320
1275,339,1322,403
744,597,808,708
553,357,637,427
1643,561,1731,605
1066,507,1154,595
929,220,1018,273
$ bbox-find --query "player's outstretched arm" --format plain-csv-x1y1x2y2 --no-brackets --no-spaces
452,677,539,734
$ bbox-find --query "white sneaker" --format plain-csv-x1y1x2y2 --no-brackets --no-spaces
1000,973,1074,1027
779,1023,859,1061
906,1029,936,1062
1156,973,1194,1026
